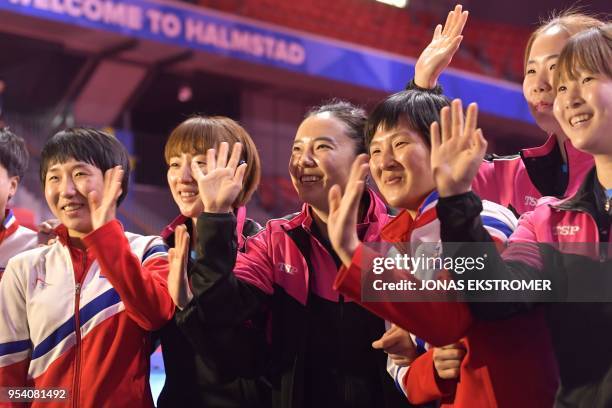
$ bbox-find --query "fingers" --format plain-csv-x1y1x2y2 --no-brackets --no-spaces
226,142,243,172
87,189,100,213
440,106,451,143
388,355,413,367
455,8,469,38
206,148,216,175
432,23,442,40
216,142,229,169
168,247,176,267
442,9,453,36
233,162,248,186
174,225,190,259
451,99,464,142
202,142,243,176
430,121,441,152
191,160,206,180
441,342,465,350
344,155,369,207
464,102,478,139
474,128,488,157
448,5,467,38
328,184,342,216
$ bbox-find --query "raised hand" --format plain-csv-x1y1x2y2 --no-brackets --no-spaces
37,218,60,246
372,324,417,367
414,4,469,89
327,154,370,267
433,342,466,380
191,142,247,214
167,224,193,309
88,166,124,230
431,99,487,197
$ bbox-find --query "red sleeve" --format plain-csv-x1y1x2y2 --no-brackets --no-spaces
0,360,30,407
404,349,456,404
83,220,174,331
333,244,473,346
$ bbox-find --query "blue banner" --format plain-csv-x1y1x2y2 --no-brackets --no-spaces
0,0,533,123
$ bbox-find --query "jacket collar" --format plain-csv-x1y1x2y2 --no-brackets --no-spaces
554,166,603,214
282,188,390,239
1,209,17,230
381,190,438,243
161,206,248,247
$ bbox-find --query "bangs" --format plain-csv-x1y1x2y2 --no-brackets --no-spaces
555,26,612,88
164,117,239,163
40,131,122,182
366,90,450,149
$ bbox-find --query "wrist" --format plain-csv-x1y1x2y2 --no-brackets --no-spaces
438,185,472,198
203,203,232,213
338,240,359,268
414,72,436,89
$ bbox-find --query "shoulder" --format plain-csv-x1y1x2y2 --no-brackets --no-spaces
124,232,168,262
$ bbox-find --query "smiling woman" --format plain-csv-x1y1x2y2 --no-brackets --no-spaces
289,101,366,215
0,128,174,407
173,100,411,408
155,115,267,408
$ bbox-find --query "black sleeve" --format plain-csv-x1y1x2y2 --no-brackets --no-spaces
405,78,444,95
174,212,270,378
437,192,546,320
185,212,269,328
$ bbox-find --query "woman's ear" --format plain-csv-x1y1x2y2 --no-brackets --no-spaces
7,176,19,202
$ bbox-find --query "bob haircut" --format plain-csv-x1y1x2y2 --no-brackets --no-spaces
555,25,612,89
40,128,131,206
305,100,368,155
523,10,604,71
0,127,29,179
365,90,451,149
164,116,261,208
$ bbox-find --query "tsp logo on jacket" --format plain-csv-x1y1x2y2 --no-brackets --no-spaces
524,195,538,207
277,263,297,275
554,225,581,236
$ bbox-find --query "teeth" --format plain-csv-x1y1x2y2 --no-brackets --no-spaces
570,114,592,127
301,176,322,182
63,205,81,211
180,191,198,197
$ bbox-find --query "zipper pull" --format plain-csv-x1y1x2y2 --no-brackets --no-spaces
75,283,81,296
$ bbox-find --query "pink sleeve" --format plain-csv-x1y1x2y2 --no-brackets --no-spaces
233,230,275,295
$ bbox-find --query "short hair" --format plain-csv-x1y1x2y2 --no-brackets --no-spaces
365,90,451,149
555,25,612,89
164,116,261,207
305,100,368,154
524,10,605,71
0,127,29,179
40,128,131,205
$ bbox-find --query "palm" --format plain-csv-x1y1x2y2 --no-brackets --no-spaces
88,166,123,230
327,154,370,267
192,142,247,213
195,168,242,211
414,4,468,89
430,100,487,197
168,224,192,309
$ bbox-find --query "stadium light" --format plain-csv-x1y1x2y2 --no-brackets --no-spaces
375,0,408,8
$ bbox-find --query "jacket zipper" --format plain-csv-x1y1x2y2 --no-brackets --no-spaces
71,256,86,408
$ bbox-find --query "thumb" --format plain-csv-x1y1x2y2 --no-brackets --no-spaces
87,190,100,212
372,332,389,349
328,184,342,215
168,248,176,267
